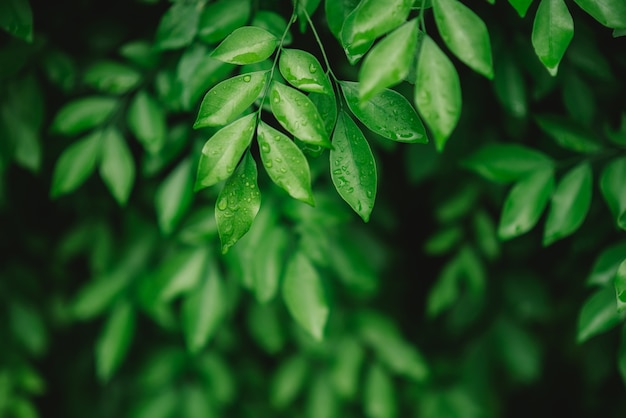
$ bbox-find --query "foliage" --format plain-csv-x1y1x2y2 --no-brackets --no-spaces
1,0,626,416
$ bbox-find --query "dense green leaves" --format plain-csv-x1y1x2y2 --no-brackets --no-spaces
50,131,101,197
432,0,494,78
415,34,462,150
330,111,377,221
600,157,626,230
532,0,574,75
50,97,117,136
211,26,278,65
99,128,135,206
279,49,332,95
463,144,553,183
325,0,359,40
341,81,427,143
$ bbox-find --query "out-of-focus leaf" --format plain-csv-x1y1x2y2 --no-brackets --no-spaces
180,384,215,418
279,49,332,95
247,302,285,353
364,363,395,418
198,0,250,44
331,336,364,399
306,373,337,418
195,353,236,405
535,115,601,153
95,300,135,382
252,227,288,303
50,97,117,136
472,209,500,260
150,247,210,304
462,144,553,183
531,0,574,76
119,40,160,69
211,26,278,65
252,11,293,45
494,52,527,118
572,0,626,29
127,90,167,154
600,157,626,230
614,259,626,312
587,241,626,286
577,286,625,343
99,128,135,206
325,0,359,40
493,317,542,383
508,0,534,17
0,0,33,42
562,71,595,126
9,302,46,356
155,157,195,234
271,355,309,409
83,60,142,94
155,2,199,50
50,131,101,197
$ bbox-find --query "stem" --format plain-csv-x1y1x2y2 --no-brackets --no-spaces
418,0,427,32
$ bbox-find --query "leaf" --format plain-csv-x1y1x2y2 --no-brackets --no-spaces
364,363,395,418
269,81,331,148
330,111,377,221
508,0,534,17
340,0,414,62
279,49,332,95
359,19,418,102
181,267,226,352
600,157,626,230
330,337,364,399
154,2,199,50
155,158,194,234
194,71,268,128
296,0,322,32
587,242,626,286
271,355,309,408
309,91,338,135
531,0,574,76
615,259,626,312
427,255,461,317
257,121,315,205
149,248,210,304
197,0,250,44
8,302,46,356
282,251,329,340
493,52,527,118
577,286,625,343
325,0,359,40
462,144,554,183
119,40,160,70
414,34,462,150
0,0,33,42
127,90,167,154
498,168,555,240
562,71,595,126
99,128,135,206
572,0,626,29
50,131,101,197
615,28,626,37
252,227,289,303
215,152,261,254
341,81,427,143
50,97,117,136
543,162,592,246
95,301,135,382
211,26,278,65
83,60,142,94
432,0,494,78
252,11,293,45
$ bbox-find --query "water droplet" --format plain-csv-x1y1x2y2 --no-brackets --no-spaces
226,165,234,173
275,157,282,163
366,190,373,198
217,198,228,211
309,64,317,73
279,168,287,173
243,75,251,82
265,160,273,168
332,169,342,175
260,142,270,153
346,187,354,193
273,96,280,103
274,135,281,141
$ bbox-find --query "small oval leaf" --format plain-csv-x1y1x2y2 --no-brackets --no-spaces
50,97,117,136
600,156,626,230
197,0,251,44
50,131,101,197
155,157,194,234
577,286,625,343
95,301,135,383
532,0,574,76
99,128,135,206
279,49,332,95
127,90,167,154
211,26,278,65
83,60,142,94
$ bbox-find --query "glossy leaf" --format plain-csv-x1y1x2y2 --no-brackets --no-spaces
508,0,534,17
587,242,626,286
572,0,626,29
269,81,331,147
577,286,624,343
282,251,329,340
95,301,135,382
83,60,142,94
543,162,592,246
325,0,359,40
415,35,461,150
197,0,250,44
50,131,101,197
195,113,257,190
181,267,226,352
341,81,427,143
99,128,135,206
433,0,494,78
50,97,117,136
154,2,199,50
194,71,268,128
279,49,332,95
211,26,278,65
359,19,418,102
155,158,194,234
615,260,626,312
0,0,33,42
600,157,626,230
462,144,554,183
498,168,555,240
215,152,261,254
127,90,167,154
257,121,315,205
532,0,574,76
330,111,377,222
340,0,413,62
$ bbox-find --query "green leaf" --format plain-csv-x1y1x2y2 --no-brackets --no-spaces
577,286,625,343
615,259,626,312
194,71,268,128
248,302,285,353
587,242,626,286
620,324,626,386
572,0,626,29
83,60,142,94
150,248,210,303
50,97,117,136
414,34,461,150
359,19,418,102
432,0,494,78
216,152,261,253
252,11,293,45
181,267,226,352
331,337,364,399
309,92,338,135
50,131,101,197
296,0,322,32
493,52,527,118
99,128,135,206
8,302,46,356
427,255,461,317
271,355,309,409
600,157,626,230
340,0,413,62
282,251,329,340
498,168,555,240
330,111,377,222
119,40,160,70
195,113,257,190
531,0,574,76
508,0,534,16
270,81,331,147
306,373,337,418
252,227,288,303
543,162,592,246
155,158,194,234
325,0,359,40
462,144,554,183
562,71,595,126
364,363,395,418
341,81,427,143
154,2,199,50
0,0,33,42
472,209,500,260
614,28,626,37
211,26,278,65
95,301,135,382
127,90,167,154
257,121,315,205
279,49,332,95
197,0,250,44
